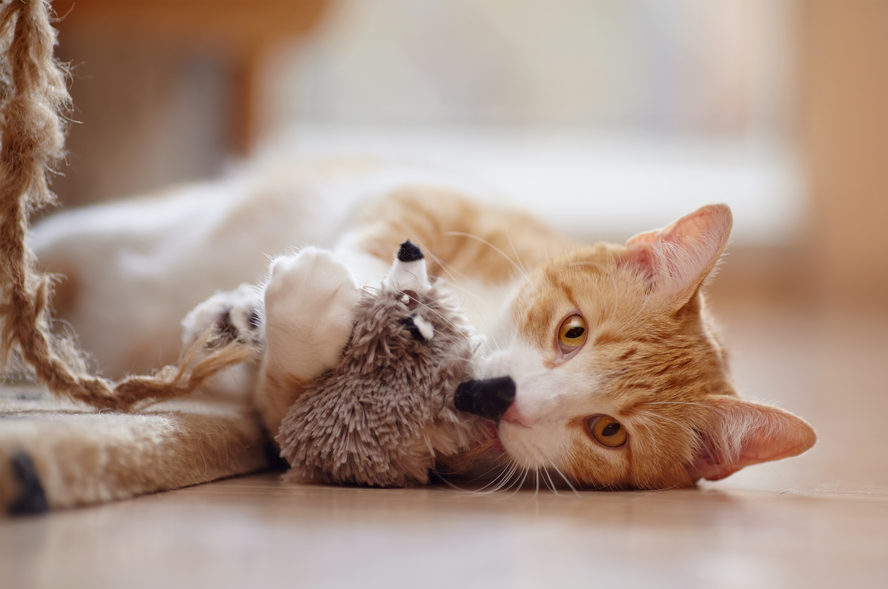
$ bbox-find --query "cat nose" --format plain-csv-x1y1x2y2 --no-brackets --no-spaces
454,376,516,422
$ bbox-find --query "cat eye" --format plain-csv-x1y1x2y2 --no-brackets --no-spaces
557,314,588,354
586,415,628,448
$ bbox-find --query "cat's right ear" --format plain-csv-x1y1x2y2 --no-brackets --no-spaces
687,396,817,482
622,204,733,311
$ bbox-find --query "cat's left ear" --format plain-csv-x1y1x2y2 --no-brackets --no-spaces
688,396,817,482
624,204,732,311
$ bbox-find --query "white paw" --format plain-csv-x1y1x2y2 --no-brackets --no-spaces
181,283,263,350
263,247,360,380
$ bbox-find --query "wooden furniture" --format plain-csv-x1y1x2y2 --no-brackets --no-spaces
52,0,329,153
799,1,888,307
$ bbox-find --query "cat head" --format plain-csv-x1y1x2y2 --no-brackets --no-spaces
463,204,815,489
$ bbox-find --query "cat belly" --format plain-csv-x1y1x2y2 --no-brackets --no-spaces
29,162,419,375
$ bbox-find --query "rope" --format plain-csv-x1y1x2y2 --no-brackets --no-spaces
0,0,249,411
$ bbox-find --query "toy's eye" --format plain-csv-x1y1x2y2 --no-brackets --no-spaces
399,314,434,341
400,290,419,310
586,415,628,448
557,314,587,354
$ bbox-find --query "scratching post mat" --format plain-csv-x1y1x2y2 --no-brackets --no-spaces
0,385,269,514
0,0,267,515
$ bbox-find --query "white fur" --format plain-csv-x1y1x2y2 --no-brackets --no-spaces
179,283,263,397
479,335,606,470
30,158,481,376
262,247,361,381
180,283,261,349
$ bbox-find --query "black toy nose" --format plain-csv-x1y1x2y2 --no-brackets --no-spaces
454,376,516,422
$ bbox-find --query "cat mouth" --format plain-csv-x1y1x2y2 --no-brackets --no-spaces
477,419,504,451
454,376,516,453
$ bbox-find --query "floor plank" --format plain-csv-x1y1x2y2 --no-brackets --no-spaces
3,303,887,588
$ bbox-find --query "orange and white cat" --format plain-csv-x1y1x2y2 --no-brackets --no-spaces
31,160,815,489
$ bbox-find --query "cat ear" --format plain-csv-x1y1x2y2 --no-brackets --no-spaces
623,204,733,310
688,396,817,482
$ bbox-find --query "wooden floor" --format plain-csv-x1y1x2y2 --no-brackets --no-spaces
3,302,888,588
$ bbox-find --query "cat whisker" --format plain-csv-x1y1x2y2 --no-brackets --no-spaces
505,233,530,277
510,466,530,495
542,468,560,495
443,231,529,281
421,247,464,287
474,456,519,495
464,456,511,493
548,461,579,495
409,300,464,332
503,463,526,493
522,439,562,495
492,461,521,494
636,409,686,431
435,276,494,312
410,238,506,314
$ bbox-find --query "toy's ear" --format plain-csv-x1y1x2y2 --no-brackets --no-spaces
386,240,431,293
622,204,732,312
688,396,816,482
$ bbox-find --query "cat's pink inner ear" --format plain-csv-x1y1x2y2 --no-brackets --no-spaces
625,228,659,248
623,204,733,307
689,397,817,482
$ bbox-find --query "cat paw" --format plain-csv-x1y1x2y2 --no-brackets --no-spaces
263,247,360,380
181,283,264,352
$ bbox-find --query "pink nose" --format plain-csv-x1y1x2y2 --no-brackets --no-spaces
501,402,532,428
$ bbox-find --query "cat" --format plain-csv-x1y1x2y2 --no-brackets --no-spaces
31,159,816,489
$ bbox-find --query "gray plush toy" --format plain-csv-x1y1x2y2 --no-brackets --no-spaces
275,241,488,487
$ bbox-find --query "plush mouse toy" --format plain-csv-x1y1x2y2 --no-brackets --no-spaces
275,241,488,487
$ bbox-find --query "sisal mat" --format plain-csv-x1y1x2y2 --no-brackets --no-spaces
0,384,269,515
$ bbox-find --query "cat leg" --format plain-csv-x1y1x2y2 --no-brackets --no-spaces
179,283,264,397
181,283,264,351
256,247,361,435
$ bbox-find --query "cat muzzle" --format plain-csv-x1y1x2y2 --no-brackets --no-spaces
454,376,516,422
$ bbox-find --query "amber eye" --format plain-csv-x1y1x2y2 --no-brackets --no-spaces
586,415,628,448
557,314,587,353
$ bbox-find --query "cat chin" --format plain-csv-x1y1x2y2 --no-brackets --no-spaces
496,421,566,471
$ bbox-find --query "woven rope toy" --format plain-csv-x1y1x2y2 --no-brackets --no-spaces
0,0,246,410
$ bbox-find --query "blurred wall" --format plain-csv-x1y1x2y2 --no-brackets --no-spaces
54,32,232,207
50,0,328,207
43,1,888,310
265,0,792,137
800,0,888,307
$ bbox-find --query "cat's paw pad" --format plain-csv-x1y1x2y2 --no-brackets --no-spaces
263,247,360,380
181,283,263,351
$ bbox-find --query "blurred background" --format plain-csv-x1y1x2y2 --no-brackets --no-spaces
49,0,887,313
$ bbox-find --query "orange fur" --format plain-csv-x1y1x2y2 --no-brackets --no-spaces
352,186,575,285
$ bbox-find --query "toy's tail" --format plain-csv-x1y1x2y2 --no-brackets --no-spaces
0,0,246,410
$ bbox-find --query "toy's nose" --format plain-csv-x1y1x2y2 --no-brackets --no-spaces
454,376,516,422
